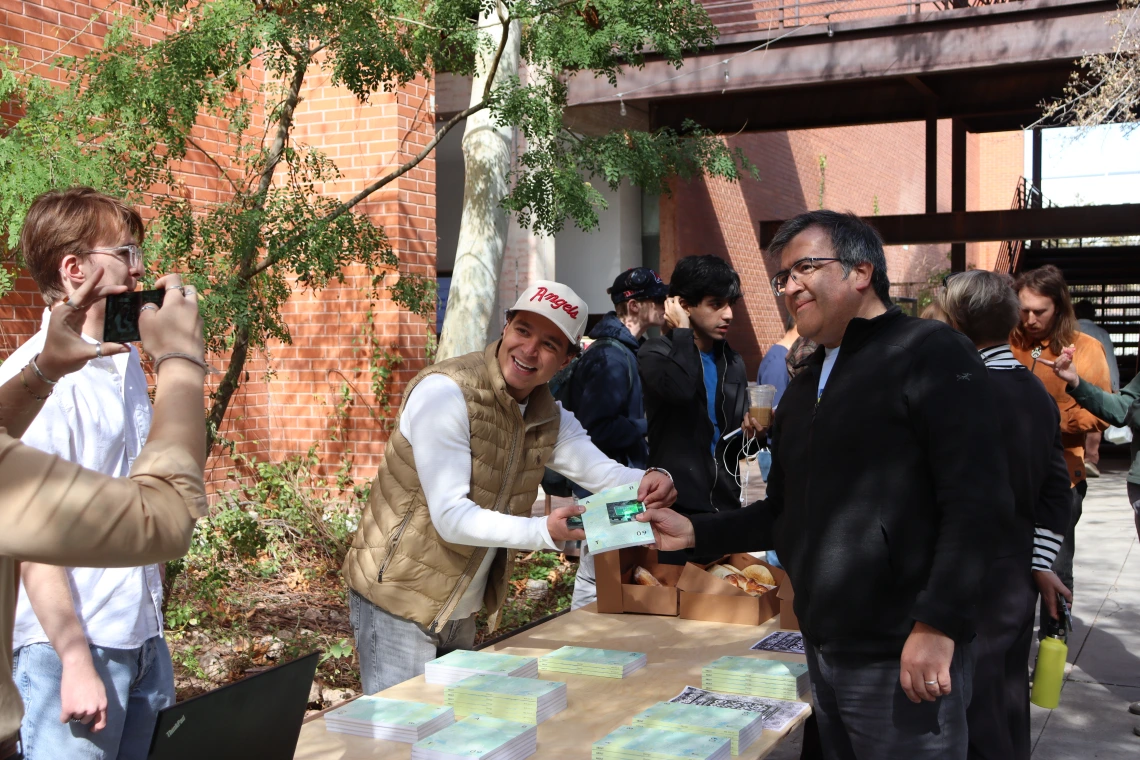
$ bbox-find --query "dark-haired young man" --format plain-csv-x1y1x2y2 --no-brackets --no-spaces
638,255,754,554
342,280,676,694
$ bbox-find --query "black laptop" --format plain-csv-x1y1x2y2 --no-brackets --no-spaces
146,650,320,760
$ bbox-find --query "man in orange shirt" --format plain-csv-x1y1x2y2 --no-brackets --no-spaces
1010,265,1112,636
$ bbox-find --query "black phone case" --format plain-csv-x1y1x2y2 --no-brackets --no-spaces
103,290,165,343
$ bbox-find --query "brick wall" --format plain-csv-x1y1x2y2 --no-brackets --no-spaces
0,2,435,491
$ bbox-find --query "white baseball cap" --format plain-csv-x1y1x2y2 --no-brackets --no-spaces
508,280,589,346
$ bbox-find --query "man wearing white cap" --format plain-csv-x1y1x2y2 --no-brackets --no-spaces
342,280,678,694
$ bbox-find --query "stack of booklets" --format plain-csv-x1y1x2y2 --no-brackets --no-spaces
424,650,539,686
538,646,647,679
632,702,764,755
701,657,811,700
325,696,454,742
412,714,537,760
592,725,731,760
445,674,567,724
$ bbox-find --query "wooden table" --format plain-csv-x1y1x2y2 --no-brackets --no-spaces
294,605,811,759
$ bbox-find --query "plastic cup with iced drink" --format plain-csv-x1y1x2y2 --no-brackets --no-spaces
748,384,777,426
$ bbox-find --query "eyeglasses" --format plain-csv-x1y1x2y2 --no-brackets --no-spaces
84,244,143,270
770,257,841,297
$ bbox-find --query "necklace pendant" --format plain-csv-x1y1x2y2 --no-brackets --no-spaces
1031,346,1043,360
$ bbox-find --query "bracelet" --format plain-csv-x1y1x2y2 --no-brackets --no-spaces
153,352,208,373
19,364,52,401
29,354,58,386
645,466,674,484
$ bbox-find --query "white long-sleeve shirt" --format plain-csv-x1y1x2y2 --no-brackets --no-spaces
400,374,644,619
0,309,162,649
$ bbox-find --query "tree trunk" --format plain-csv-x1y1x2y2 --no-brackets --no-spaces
436,5,520,362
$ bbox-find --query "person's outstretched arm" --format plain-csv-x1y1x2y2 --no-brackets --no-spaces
0,273,208,567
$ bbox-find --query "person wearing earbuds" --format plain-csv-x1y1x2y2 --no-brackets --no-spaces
637,255,756,564
342,280,677,695
0,188,204,760
0,260,208,758
637,212,1012,760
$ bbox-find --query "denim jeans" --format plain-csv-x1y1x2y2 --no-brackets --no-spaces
348,590,476,695
804,640,974,760
13,636,174,760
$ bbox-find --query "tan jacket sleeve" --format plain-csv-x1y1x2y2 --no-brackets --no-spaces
1060,336,1112,435
0,431,207,567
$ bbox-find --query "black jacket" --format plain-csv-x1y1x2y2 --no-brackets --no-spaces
692,309,1013,652
566,313,648,469
639,328,747,515
988,366,1072,559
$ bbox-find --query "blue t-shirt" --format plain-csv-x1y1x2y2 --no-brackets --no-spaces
700,349,720,455
757,344,791,406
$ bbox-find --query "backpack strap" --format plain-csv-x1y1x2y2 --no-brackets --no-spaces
590,336,637,392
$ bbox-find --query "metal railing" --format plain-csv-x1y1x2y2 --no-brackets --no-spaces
994,176,1058,274
700,0,1015,36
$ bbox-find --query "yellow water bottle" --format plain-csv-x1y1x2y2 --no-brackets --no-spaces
1031,593,1072,709
1030,635,1068,709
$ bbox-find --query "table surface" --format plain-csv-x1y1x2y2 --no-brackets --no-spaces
294,605,811,759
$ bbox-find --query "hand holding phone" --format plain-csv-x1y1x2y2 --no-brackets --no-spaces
103,290,165,343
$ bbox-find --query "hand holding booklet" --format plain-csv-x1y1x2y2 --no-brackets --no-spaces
579,483,654,553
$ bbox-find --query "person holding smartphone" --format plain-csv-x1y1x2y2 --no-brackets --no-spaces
0,261,208,759
0,188,199,760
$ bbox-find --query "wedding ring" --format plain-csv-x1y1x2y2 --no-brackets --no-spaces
95,343,103,358
141,303,159,312
166,285,184,293
924,680,938,686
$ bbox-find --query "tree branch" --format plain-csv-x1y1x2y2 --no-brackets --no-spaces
187,135,242,195
483,4,512,102
246,98,489,278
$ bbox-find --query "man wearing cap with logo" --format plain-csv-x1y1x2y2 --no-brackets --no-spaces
564,267,668,609
342,280,678,694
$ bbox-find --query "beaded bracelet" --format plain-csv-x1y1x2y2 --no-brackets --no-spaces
19,364,52,401
153,352,208,373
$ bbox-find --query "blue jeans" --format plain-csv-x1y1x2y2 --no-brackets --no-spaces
14,636,174,760
348,590,476,695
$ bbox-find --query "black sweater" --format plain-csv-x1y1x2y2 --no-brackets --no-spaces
692,309,1014,653
987,365,1072,558
638,329,747,516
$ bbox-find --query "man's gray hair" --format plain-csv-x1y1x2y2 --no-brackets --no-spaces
941,270,1021,346
766,210,892,307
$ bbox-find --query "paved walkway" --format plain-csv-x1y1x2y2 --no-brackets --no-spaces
1030,458,1139,758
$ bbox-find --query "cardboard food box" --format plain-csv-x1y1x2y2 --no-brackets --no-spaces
676,554,786,626
778,576,799,631
594,546,684,616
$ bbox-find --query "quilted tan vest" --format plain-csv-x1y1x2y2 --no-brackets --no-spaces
341,342,562,632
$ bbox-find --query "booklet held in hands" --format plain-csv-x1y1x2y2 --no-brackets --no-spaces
578,483,654,554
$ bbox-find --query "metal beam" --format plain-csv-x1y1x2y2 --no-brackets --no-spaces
951,119,968,272
567,0,1119,107
758,205,1140,248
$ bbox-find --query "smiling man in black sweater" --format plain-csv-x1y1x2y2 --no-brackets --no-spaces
639,211,1014,760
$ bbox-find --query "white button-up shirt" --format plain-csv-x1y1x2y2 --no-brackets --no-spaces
0,309,163,649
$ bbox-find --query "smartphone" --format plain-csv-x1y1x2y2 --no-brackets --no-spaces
103,290,165,343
